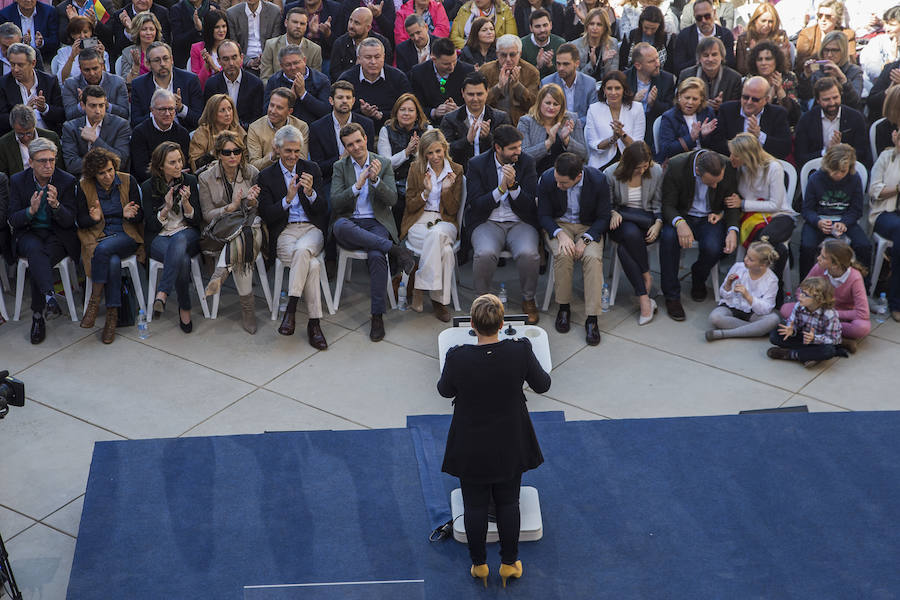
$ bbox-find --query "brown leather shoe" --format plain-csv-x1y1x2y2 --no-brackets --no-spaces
370,313,385,341
307,319,328,350
665,298,686,321
431,299,450,322
554,307,570,333
81,283,104,328
585,319,601,346
522,299,539,325
102,307,118,344
278,310,296,335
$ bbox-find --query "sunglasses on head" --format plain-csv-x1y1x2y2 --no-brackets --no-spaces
741,94,763,103
220,148,243,156
695,12,713,21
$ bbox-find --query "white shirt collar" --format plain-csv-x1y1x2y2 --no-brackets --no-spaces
245,2,261,18
151,114,173,132
427,159,453,181
279,160,295,175
467,107,485,122
827,268,852,287
360,67,385,83
225,69,242,86
740,106,765,120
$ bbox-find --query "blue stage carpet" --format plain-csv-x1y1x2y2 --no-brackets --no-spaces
68,413,900,599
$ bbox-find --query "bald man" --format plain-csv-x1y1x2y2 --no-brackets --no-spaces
329,6,392,82
702,76,791,159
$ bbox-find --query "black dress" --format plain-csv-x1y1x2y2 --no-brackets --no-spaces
438,338,551,484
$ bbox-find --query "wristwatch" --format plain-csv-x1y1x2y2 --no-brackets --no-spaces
581,235,593,245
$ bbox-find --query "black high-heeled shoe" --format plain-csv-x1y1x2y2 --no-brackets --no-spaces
179,314,192,333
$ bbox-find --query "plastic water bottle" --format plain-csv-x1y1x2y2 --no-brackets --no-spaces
498,282,507,307
137,309,149,339
601,283,610,313
874,292,888,323
278,291,288,315
397,281,408,311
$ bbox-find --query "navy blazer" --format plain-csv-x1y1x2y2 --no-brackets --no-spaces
395,36,434,74
410,59,474,124
672,24,736,76
264,68,331,124
7,167,79,261
537,165,610,241
203,70,265,130
439,104,511,168
704,101,792,160
868,59,900,121
0,71,66,135
0,2,59,60
625,66,675,148
257,157,329,259
794,105,871,170
338,64,411,130
308,112,376,180
655,105,716,163
464,150,539,240
131,68,203,130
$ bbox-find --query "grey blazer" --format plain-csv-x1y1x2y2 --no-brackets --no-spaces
61,72,130,122
602,162,664,215
517,111,587,162
330,152,399,241
61,114,132,176
226,2,284,64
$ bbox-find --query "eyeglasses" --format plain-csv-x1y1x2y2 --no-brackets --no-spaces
821,47,841,54
15,131,35,143
219,148,243,156
695,12,714,21
153,106,176,113
816,12,835,19
741,94,763,103
148,56,172,64
797,289,810,298
32,157,56,165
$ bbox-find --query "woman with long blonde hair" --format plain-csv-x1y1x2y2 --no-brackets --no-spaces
189,93,247,172
400,130,464,320
573,7,619,79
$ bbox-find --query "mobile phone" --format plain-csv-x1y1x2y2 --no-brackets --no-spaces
82,37,99,50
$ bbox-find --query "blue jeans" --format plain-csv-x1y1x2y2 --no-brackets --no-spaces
332,217,392,315
874,212,900,310
799,222,872,285
91,233,138,308
150,229,200,311
660,216,725,300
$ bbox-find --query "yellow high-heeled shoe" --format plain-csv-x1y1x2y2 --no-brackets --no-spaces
499,560,523,587
470,563,489,587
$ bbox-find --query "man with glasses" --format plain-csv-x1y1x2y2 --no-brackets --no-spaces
7,137,78,344
61,47,130,121
263,44,330,124
129,88,190,181
130,41,203,130
61,84,131,176
203,39,265,130
0,43,65,135
410,37,473,125
672,0,736,76
704,76,791,159
480,34,540,127
0,104,61,176
0,23,46,76
336,37,410,131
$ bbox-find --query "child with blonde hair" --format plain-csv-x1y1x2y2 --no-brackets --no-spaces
706,241,781,340
767,276,848,366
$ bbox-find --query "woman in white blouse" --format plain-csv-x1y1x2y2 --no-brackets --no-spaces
726,132,797,305
585,70,646,170
869,128,900,321
400,130,464,321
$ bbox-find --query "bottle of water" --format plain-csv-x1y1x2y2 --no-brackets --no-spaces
397,281,407,311
137,309,149,339
601,283,610,313
498,282,507,307
278,291,288,315
874,292,888,323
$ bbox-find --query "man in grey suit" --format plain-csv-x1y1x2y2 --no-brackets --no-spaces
60,48,129,121
330,122,416,342
226,0,283,76
61,85,131,176
540,43,598,126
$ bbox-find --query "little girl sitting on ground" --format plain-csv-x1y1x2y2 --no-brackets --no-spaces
706,241,781,341
767,276,848,366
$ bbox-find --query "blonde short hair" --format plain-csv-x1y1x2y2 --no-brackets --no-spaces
471,294,504,335
821,143,856,176
747,241,779,267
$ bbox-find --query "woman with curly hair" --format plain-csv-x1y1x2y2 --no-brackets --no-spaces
734,3,793,75
746,40,802,127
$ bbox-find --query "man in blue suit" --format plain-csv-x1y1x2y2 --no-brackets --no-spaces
308,80,375,182
0,0,59,63
624,43,675,149
263,44,331,124
130,41,203,130
540,43,597,126
702,76,791,159
464,124,541,324
795,76,871,170
538,152,609,344
203,40,265,130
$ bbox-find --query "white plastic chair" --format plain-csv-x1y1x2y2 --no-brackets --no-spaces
652,115,662,156
114,55,125,78
778,159,797,202
146,255,210,322
208,250,273,319
13,256,79,321
332,247,397,311
270,253,335,320
800,158,868,198
870,117,886,168
541,232,556,311
81,254,146,317
0,279,7,321
869,233,893,297
0,262,10,292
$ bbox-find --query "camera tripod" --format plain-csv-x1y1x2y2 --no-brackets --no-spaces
0,528,22,599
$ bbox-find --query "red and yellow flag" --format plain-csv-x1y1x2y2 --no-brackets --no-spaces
94,0,109,24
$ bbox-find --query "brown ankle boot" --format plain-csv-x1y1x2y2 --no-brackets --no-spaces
102,307,118,344
204,266,230,297
239,294,257,334
81,283,104,328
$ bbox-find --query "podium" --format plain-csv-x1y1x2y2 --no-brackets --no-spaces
436,315,552,373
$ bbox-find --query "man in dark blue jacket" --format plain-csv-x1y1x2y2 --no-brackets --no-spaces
795,76,871,170
130,41,203,130
337,36,410,130
203,40,265,130
703,76,791,159
671,0,735,75
537,152,609,344
263,45,331,124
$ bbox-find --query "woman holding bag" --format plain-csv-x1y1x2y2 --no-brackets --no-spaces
198,131,263,334
77,148,144,344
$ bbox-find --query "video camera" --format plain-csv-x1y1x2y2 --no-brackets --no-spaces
0,371,24,419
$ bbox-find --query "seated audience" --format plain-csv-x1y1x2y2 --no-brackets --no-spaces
131,41,203,130
263,45,330,124
562,0,612,42
130,89,191,182
744,41,802,128
768,275,847,365
794,0,856,70
168,0,210,69
308,80,376,182
395,15,436,74
189,93,247,172
520,9,565,80
329,7,392,82
624,42,675,147
459,16,496,67
0,105,62,176
198,131,265,334
400,129,463,321
538,151,610,343
734,3,792,76
800,31,863,109
518,83,587,174
110,0,172,63
331,122,416,341
799,144,871,284
410,37,474,125
288,0,343,66
676,37,741,112
76,147,143,343
514,0,564,39
225,0,282,77
439,70,510,169
260,7,324,82
869,128,900,322
120,11,164,85
202,39,265,129
247,87,309,171
395,0,450,44
0,0,60,64
672,0,735,76
190,10,229,89
52,17,111,83
655,76,716,164
481,34,540,127
572,7,618,81
603,141,663,325
0,43,65,135
337,37,411,131
464,125,540,324
142,141,203,334
62,85,131,176
0,23,47,75
585,70,645,171
449,0,517,49
343,0,396,47
377,93,431,230
540,43,598,127
704,76,791,159
795,76,870,170
618,6,675,74
7,138,78,344
61,47,130,121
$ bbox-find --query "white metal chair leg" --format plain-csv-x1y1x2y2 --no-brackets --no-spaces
541,249,556,312
318,255,335,315
190,256,210,319
0,283,8,321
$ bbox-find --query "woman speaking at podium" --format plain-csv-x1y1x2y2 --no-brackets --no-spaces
438,293,551,588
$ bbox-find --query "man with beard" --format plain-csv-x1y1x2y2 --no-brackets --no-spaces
795,77,871,169
329,7,391,83
260,7,323,81
519,9,564,80
308,80,375,181
130,41,203,130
